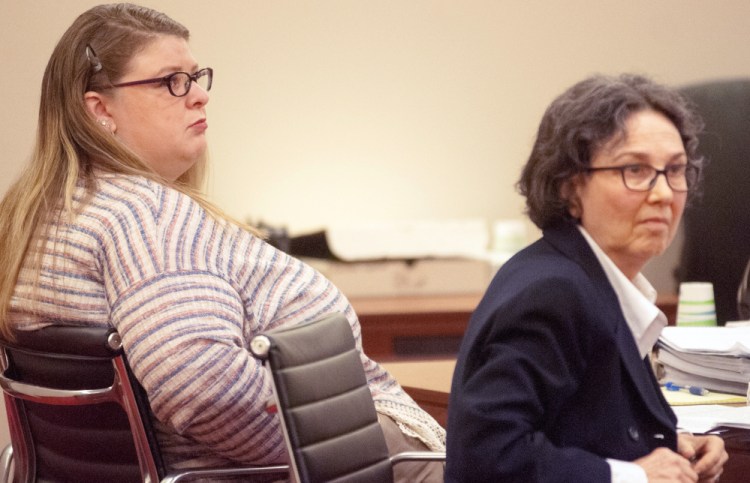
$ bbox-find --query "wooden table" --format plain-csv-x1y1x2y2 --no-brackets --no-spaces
354,293,678,359
351,294,481,359
382,358,456,428
382,358,749,483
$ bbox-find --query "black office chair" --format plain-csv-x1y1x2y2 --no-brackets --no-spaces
676,78,750,323
249,312,445,483
0,325,289,482
739,257,750,320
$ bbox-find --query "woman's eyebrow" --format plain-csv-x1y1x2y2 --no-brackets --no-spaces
612,150,687,163
152,64,201,76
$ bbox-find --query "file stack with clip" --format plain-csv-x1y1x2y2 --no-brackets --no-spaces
655,326,750,395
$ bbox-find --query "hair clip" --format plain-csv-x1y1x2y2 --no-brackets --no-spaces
85,44,102,74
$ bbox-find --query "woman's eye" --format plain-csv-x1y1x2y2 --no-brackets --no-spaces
667,164,687,175
624,165,646,175
169,76,183,89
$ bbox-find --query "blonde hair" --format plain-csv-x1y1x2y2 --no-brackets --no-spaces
0,4,245,339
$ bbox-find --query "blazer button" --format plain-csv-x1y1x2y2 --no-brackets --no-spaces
628,426,640,441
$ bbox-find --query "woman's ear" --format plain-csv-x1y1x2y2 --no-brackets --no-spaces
84,91,116,133
561,175,584,219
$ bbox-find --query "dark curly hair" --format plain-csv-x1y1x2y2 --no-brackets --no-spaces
517,73,705,229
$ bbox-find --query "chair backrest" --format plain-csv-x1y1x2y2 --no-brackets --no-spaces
0,325,162,482
0,325,291,483
677,78,750,323
739,257,750,320
250,313,394,483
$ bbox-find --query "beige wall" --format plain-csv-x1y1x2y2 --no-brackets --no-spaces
4,1,750,232
1,0,749,450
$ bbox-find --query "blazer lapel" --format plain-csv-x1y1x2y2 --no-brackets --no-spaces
615,322,677,428
543,221,676,429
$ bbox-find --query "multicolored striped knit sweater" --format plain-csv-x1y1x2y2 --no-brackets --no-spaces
10,174,446,469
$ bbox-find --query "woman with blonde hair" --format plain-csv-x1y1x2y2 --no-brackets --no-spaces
0,4,445,480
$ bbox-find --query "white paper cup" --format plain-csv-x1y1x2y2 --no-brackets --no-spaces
677,282,717,326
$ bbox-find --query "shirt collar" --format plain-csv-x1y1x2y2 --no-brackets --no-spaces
577,226,666,358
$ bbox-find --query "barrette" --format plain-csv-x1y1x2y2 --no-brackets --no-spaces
85,44,102,73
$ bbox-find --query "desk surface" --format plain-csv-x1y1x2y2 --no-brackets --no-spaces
350,294,482,316
382,359,455,393
382,358,750,483
351,293,678,318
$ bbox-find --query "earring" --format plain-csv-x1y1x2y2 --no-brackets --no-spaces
98,119,110,129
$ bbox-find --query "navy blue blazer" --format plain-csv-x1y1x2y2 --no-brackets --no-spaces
445,220,677,482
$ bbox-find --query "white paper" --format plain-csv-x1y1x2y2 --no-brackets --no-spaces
659,326,750,356
672,404,750,434
326,219,490,261
658,348,750,380
656,327,750,396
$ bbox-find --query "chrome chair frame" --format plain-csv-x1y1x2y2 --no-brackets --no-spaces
0,326,288,482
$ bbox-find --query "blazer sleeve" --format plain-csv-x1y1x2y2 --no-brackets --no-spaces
446,275,611,482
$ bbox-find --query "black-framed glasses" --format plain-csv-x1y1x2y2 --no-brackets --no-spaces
111,67,213,97
584,163,699,192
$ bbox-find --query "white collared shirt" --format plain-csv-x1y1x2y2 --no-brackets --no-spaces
577,226,668,483
578,226,667,359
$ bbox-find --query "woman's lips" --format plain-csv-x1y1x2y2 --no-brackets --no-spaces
640,217,670,230
189,119,207,132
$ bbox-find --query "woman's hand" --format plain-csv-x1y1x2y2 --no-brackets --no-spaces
677,432,728,482
635,446,698,482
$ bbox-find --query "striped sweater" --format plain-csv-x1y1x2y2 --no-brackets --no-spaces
10,174,446,469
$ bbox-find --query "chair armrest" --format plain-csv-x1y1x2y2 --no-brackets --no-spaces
0,369,118,405
0,444,13,483
390,451,446,465
161,464,289,482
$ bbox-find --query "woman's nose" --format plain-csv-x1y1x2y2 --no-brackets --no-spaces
188,83,209,106
648,172,675,201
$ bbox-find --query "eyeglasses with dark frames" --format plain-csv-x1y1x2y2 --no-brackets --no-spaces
110,67,213,97
584,163,699,193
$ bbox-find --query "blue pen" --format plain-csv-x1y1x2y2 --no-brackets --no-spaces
664,381,709,396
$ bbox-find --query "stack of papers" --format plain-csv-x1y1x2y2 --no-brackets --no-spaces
656,326,750,395
672,405,750,434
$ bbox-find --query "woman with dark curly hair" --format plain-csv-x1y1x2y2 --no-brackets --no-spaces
446,74,727,483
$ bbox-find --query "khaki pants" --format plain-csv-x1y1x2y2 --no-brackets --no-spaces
377,414,445,483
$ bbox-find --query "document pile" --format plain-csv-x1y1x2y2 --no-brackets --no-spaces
656,326,750,395
672,404,750,434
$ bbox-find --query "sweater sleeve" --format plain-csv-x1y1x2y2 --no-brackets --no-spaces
110,271,285,464
97,182,286,464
